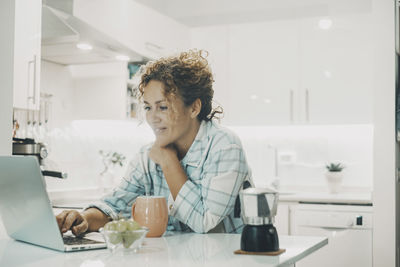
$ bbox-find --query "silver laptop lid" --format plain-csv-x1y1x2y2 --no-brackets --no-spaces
0,156,65,251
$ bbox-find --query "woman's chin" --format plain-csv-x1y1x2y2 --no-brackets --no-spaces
154,138,170,147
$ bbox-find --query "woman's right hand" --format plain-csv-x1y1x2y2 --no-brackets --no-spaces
56,210,89,237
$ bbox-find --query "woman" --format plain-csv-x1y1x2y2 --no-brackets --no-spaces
57,50,253,235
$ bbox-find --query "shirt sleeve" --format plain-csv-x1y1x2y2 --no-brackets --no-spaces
169,142,249,233
85,153,146,220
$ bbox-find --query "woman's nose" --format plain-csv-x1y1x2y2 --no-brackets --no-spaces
147,110,161,123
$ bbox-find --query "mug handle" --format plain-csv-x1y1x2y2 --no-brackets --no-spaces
131,202,136,219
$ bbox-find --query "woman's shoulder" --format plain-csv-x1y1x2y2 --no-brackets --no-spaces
207,121,243,148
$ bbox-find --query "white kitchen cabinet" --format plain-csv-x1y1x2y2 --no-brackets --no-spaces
73,0,190,60
13,0,42,110
275,202,295,236
290,204,373,267
298,15,374,124
192,13,373,125
228,21,300,125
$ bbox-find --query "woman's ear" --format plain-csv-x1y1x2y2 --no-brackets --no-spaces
190,99,201,119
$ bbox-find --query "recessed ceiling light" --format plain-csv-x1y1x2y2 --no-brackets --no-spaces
115,55,130,61
318,18,333,30
263,98,271,104
324,70,332,78
250,94,258,100
76,43,93,50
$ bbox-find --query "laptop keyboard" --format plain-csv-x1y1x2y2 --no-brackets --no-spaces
63,235,104,245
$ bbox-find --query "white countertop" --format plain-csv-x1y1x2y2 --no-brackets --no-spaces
0,220,327,267
48,188,373,210
279,191,372,204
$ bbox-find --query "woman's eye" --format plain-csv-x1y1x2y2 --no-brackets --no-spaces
159,106,168,111
144,106,150,111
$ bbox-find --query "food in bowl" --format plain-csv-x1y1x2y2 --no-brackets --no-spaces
100,218,148,252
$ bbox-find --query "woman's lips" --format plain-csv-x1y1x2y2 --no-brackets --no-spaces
154,127,167,134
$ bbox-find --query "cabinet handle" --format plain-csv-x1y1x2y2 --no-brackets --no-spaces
397,168,400,183
305,88,310,122
32,54,37,105
27,57,35,105
290,89,294,122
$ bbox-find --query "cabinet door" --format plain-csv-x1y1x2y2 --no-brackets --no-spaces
13,0,41,110
228,21,300,125
299,15,373,124
295,226,372,267
275,203,290,235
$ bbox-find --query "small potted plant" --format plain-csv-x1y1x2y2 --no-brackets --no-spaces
98,150,126,193
325,162,345,193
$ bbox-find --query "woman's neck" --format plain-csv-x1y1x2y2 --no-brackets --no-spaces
175,120,201,160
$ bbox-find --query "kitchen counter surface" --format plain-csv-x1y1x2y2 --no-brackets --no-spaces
48,188,373,210
279,191,372,205
0,220,327,267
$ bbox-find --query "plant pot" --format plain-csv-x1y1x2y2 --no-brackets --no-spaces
99,168,115,194
325,171,343,194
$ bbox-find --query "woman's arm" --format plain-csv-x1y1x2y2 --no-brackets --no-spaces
170,143,251,233
148,144,188,200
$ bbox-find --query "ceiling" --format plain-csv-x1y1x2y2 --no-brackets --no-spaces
133,0,370,27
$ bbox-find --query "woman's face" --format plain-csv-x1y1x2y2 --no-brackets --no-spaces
143,80,197,148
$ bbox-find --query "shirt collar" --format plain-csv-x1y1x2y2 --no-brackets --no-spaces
180,120,209,168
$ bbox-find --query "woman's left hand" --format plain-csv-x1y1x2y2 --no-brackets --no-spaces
149,142,178,167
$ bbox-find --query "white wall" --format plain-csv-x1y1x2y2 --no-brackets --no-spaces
40,61,76,129
43,121,373,194
232,124,373,190
372,0,396,266
0,0,15,156
40,60,128,128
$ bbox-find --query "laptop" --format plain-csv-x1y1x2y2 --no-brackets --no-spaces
0,156,107,252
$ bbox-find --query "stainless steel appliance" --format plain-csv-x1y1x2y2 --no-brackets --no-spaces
239,187,280,252
12,137,67,179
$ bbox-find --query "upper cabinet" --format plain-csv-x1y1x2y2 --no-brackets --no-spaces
298,15,373,124
192,13,374,125
73,0,190,60
13,0,42,110
228,21,300,125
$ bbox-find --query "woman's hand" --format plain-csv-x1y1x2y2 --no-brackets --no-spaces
149,142,188,199
149,142,179,167
56,208,110,236
56,210,89,237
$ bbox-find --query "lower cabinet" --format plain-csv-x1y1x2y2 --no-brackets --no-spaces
289,203,373,267
275,202,294,236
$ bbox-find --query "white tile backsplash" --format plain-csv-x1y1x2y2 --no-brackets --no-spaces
231,124,373,190
44,121,373,193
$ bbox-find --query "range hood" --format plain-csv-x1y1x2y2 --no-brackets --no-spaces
41,0,146,65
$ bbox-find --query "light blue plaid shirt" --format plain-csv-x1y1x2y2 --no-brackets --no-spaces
88,120,253,233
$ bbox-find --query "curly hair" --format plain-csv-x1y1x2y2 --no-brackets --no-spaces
138,49,223,121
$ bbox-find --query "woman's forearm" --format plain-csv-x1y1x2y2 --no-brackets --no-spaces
81,208,111,232
160,157,188,199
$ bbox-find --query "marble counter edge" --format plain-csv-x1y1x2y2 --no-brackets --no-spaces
278,236,328,267
278,192,372,205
